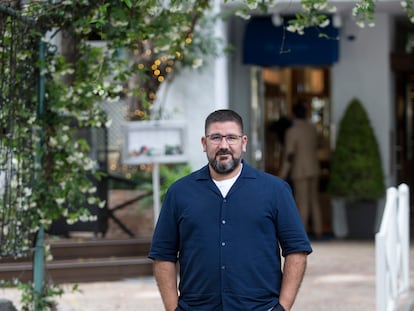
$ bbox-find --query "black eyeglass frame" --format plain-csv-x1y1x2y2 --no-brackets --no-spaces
205,134,244,145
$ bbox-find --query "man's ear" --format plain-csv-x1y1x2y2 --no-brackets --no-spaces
242,136,248,152
201,136,207,152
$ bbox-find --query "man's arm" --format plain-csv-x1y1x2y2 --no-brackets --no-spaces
153,259,179,311
278,252,308,311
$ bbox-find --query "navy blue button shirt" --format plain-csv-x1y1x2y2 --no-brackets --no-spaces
149,161,312,311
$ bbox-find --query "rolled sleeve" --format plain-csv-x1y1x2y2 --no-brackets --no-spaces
148,189,179,262
276,181,313,257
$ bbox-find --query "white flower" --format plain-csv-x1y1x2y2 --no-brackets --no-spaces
356,21,366,28
84,158,96,170
108,96,120,103
12,158,18,166
314,3,326,10
192,58,203,69
61,134,69,143
352,7,358,16
148,5,162,15
328,6,337,13
55,198,65,205
41,35,51,43
87,197,97,204
88,187,97,194
111,20,129,27
10,178,18,189
66,218,76,225
401,0,408,7
23,187,32,196
49,137,58,147
286,25,297,33
286,24,305,35
170,4,183,12
320,19,330,28
28,116,36,124
113,84,123,93
105,119,113,128
302,3,311,11
247,2,258,10
66,155,76,163
79,215,89,222
235,11,251,20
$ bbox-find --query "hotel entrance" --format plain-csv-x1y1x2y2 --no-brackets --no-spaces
259,67,333,236
241,15,340,236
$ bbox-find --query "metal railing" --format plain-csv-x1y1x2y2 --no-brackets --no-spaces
375,183,410,311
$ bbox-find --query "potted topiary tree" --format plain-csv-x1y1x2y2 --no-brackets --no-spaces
328,98,385,239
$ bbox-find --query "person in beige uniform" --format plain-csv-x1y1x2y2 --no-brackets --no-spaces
280,101,323,239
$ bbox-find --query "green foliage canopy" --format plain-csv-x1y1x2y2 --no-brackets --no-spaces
328,98,385,201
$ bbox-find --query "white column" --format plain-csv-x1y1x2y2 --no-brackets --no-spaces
214,0,229,110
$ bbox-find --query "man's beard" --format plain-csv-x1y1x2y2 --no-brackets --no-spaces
208,149,241,174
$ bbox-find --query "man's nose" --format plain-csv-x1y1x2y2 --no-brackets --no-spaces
218,136,230,147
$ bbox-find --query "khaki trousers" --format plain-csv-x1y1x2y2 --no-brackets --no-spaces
293,176,323,237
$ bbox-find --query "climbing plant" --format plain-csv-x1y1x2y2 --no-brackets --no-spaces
231,0,414,34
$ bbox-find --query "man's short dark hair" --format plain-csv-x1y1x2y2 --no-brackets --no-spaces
292,101,308,119
205,109,244,134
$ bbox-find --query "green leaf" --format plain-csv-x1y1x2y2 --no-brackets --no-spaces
122,0,132,8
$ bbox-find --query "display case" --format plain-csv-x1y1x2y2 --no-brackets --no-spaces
121,120,187,165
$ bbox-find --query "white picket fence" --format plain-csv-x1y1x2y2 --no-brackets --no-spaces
376,183,410,311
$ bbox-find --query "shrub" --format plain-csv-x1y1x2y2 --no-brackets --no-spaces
328,98,385,201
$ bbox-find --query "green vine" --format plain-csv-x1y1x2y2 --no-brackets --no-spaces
1,1,225,309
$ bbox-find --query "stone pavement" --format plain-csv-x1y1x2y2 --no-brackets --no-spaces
1,240,413,311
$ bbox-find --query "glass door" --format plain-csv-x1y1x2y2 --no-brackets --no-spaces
262,67,331,181
261,66,332,235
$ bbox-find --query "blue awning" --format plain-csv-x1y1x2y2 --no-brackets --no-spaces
243,16,340,66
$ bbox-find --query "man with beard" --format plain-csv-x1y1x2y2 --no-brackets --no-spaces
149,109,312,311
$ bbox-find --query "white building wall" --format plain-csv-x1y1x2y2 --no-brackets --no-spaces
154,58,229,171
153,2,230,171
331,13,394,186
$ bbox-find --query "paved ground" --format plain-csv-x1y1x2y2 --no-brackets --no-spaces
1,240,413,311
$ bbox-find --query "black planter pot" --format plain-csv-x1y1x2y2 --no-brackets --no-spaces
346,200,378,240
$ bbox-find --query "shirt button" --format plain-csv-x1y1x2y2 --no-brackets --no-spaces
222,220,226,224
223,199,227,202
221,242,226,246
221,265,225,270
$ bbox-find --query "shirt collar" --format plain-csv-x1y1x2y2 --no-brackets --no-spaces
194,159,256,181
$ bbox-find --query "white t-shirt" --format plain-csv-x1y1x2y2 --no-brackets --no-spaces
213,164,242,197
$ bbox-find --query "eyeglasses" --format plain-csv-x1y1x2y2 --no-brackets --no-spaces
206,134,243,145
